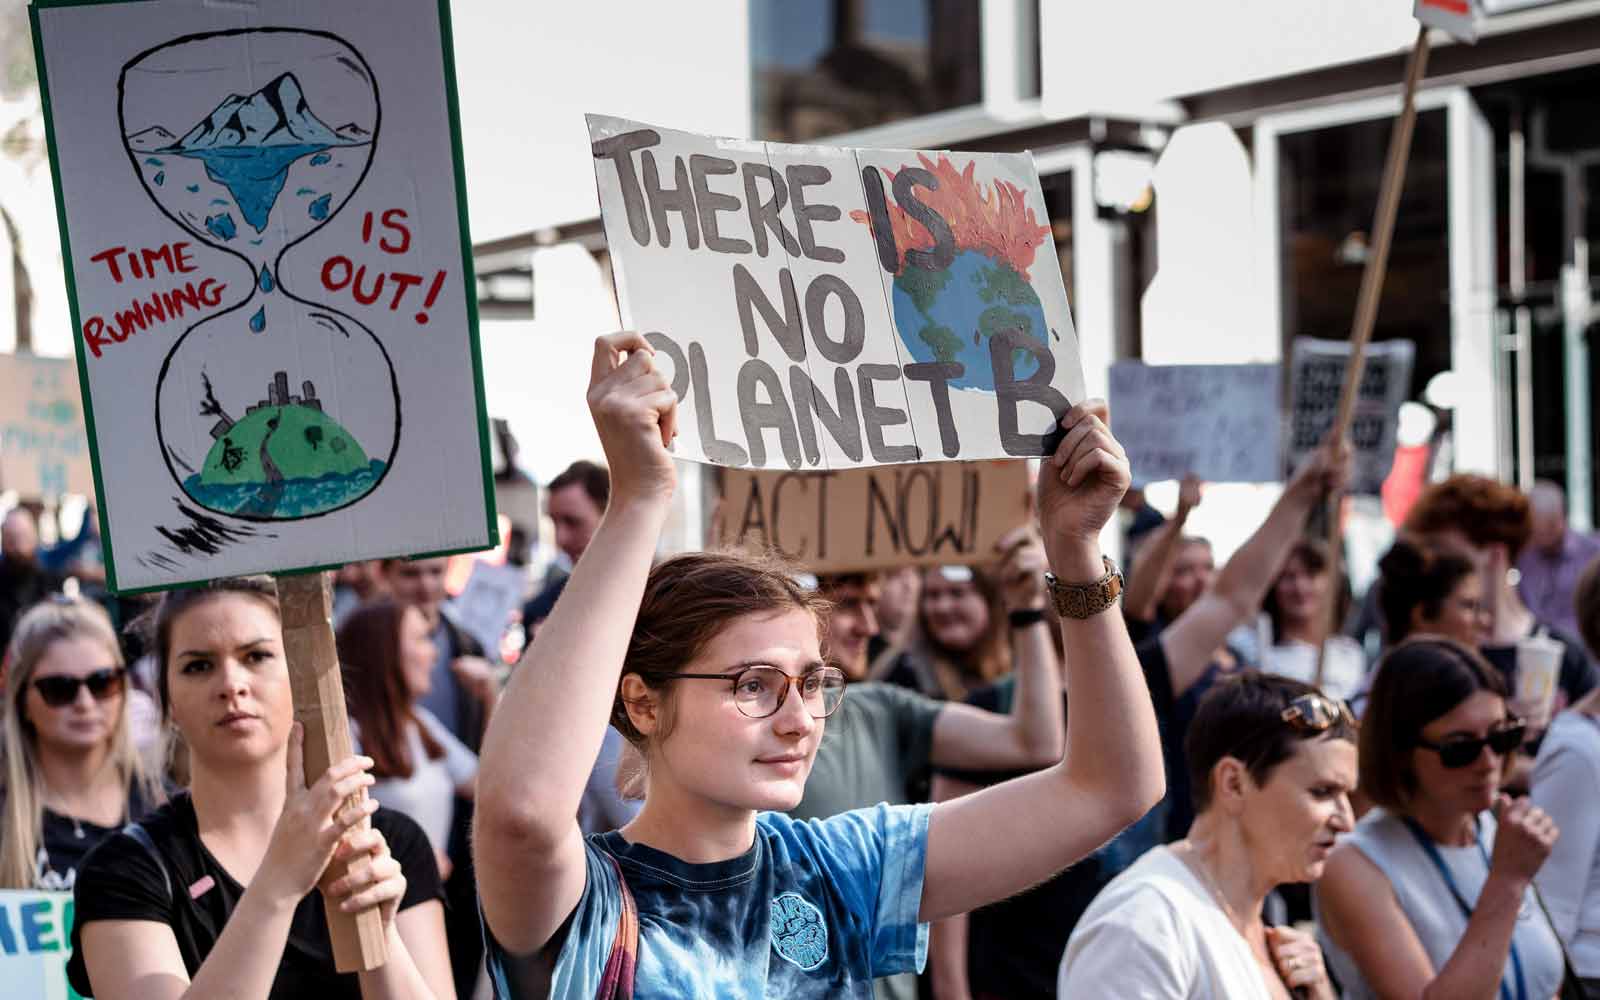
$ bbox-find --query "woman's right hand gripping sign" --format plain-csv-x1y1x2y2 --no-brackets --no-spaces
587,331,679,505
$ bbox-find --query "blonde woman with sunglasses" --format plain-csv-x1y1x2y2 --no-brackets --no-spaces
1,597,165,890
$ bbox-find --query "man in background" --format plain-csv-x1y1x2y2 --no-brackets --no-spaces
1518,479,1600,642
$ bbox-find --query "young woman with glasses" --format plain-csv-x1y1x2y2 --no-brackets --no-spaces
1059,673,1357,999
1316,637,1568,1000
1,597,165,890
474,332,1164,998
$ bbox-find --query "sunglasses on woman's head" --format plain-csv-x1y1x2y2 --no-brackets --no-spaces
32,667,126,708
1280,693,1356,733
1415,720,1526,768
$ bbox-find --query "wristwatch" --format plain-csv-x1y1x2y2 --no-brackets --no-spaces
1044,557,1123,620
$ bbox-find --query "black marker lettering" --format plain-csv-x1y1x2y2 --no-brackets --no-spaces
903,361,963,458
642,150,700,250
990,330,1070,455
742,162,800,258
894,167,955,271
789,364,863,466
856,364,919,463
690,155,752,254
733,264,806,362
786,164,845,264
737,358,802,469
591,129,659,247
803,273,864,364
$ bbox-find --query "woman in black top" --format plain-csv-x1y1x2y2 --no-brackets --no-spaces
67,578,453,1000
0,597,164,890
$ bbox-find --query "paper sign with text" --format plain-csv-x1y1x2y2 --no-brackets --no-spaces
0,354,94,499
32,0,495,592
1288,337,1415,496
1108,362,1281,484
588,115,1084,473
444,560,525,659
0,890,79,1000
717,461,1031,574
1415,0,1482,43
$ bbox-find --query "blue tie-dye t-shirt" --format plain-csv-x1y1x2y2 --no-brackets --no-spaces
485,802,933,999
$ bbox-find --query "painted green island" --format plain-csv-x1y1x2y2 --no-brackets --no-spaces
182,371,384,518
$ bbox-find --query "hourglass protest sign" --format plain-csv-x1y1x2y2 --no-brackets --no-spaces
31,0,496,595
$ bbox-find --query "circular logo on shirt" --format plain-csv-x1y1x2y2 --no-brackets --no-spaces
770,892,828,971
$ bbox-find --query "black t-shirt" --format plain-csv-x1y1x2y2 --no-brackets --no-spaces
1481,622,1600,708
19,781,163,892
67,792,442,999
937,680,1114,1000
933,643,1183,999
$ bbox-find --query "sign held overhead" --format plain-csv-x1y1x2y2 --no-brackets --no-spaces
1108,362,1281,484
32,0,496,592
588,115,1084,473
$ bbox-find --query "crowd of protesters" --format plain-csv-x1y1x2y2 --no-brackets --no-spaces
2,336,1600,998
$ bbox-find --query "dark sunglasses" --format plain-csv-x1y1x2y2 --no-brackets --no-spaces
1281,693,1356,733
1415,720,1526,769
32,668,127,708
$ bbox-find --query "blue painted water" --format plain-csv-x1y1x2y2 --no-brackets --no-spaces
144,157,163,166
204,213,236,241
175,144,330,232
249,307,266,333
186,184,200,193
182,460,385,518
153,171,165,186
310,152,332,166
309,194,332,221
258,266,274,293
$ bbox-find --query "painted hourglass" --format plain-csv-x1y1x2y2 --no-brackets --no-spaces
121,28,398,521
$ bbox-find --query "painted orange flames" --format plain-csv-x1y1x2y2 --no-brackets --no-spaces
850,154,1052,280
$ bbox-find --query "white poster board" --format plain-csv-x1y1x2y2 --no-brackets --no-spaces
0,890,77,1000
1415,0,1482,43
1108,362,1281,484
1288,337,1415,497
587,115,1085,472
444,560,525,659
32,0,495,592
0,354,94,499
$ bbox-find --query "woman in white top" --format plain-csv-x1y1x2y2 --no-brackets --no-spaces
1531,558,1600,997
1061,673,1356,999
1316,637,1566,1000
339,600,477,877
1256,539,1365,702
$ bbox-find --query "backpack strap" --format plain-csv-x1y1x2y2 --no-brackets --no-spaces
595,853,637,1000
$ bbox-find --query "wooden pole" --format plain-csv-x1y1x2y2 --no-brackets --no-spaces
276,572,388,973
1315,26,1431,688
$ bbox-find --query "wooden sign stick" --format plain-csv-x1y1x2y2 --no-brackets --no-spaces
1315,25,1431,688
276,571,388,973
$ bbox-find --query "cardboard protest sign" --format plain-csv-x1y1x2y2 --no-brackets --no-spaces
0,354,94,499
588,115,1084,473
0,890,78,1000
1288,337,1414,496
32,0,495,593
1415,0,1482,43
717,461,1030,574
1108,362,1281,484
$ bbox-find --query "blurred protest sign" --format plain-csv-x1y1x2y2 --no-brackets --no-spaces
1108,362,1280,484
718,461,1030,574
588,115,1084,472
1288,337,1414,496
0,889,77,999
1415,0,1482,43
0,354,93,499
445,559,525,659
32,0,495,594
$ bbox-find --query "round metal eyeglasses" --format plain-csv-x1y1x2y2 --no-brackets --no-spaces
634,665,848,720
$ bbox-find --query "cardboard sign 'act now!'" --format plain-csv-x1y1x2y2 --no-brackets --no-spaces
718,461,1031,574
589,115,1084,473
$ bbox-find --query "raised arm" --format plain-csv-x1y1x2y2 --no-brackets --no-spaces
926,528,1064,771
1317,796,1557,1000
474,332,677,955
1158,443,1348,697
927,773,981,1000
1122,474,1200,624
917,401,1165,922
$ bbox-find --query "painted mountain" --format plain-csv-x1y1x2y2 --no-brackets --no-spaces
134,73,369,233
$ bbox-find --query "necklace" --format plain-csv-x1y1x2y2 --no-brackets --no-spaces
1177,840,1246,926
